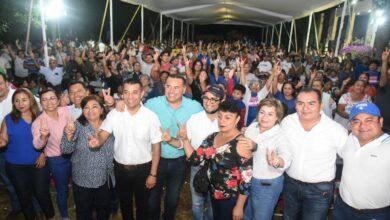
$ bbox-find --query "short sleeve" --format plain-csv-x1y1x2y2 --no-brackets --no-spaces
338,94,348,105
149,112,162,144
100,111,115,134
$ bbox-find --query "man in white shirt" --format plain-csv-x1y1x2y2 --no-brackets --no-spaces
66,81,90,119
281,87,348,220
89,79,162,220
39,58,64,89
186,85,224,220
334,102,390,219
281,56,292,74
0,73,21,217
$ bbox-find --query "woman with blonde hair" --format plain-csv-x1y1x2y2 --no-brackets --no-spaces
240,98,292,220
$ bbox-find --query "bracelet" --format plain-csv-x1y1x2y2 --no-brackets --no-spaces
149,173,157,178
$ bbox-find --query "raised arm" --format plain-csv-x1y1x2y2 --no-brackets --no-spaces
380,49,389,88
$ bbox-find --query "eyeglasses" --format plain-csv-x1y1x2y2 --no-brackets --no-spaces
202,96,220,104
41,97,58,103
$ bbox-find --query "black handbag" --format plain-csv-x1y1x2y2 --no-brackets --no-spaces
193,160,210,195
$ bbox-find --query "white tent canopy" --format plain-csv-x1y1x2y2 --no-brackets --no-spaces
121,0,343,26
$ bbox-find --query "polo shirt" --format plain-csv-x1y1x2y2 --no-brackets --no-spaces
145,96,203,158
186,111,219,150
339,133,390,209
101,105,162,165
281,113,348,183
39,66,64,86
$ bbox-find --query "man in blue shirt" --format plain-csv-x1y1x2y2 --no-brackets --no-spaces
145,74,203,220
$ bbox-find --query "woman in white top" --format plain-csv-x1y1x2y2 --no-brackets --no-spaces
241,98,291,220
334,79,371,129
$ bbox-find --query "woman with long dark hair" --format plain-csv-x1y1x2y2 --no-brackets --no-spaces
61,95,114,220
181,101,253,220
273,82,296,115
0,88,54,220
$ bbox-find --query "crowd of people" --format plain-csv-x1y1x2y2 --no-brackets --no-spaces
0,36,389,220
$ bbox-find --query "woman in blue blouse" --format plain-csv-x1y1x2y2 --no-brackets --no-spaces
60,95,114,220
273,82,296,115
0,88,54,220
181,101,253,220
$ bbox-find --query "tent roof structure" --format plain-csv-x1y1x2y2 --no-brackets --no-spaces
121,0,344,26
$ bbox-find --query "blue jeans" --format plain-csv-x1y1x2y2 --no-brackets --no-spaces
333,196,390,220
47,156,71,218
245,175,284,220
148,156,186,220
211,196,237,220
190,166,213,220
0,152,21,211
284,175,334,220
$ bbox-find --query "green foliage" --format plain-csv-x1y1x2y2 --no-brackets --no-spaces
0,0,41,41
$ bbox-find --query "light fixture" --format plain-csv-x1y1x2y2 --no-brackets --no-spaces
377,17,386,26
43,0,66,20
351,0,358,5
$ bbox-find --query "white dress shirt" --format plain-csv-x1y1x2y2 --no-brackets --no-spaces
339,133,390,209
0,87,15,124
39,66,64,86
101,105,162,165
186,111,219,150
281,113,348,183
67,104,82,120
245,123,292,179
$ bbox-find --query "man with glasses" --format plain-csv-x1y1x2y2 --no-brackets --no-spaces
145,74,203,220
334,102,390,219
281,87,348,220
185,85,225,220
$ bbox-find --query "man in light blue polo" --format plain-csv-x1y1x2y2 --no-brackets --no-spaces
145,74,203,220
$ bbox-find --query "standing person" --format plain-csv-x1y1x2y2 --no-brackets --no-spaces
311,79,336,118
88,79,162,220
282,87,348,220
0,88,54,220
181,101,253,220
186,85,225,220
0,72,22,218
32,88,72,220
334,80,371,129
67,80,90,119
333,102,390,220
146,74,203,220
61,95,114,220
38,58,65,92
273,82,296,115
242,98,291,220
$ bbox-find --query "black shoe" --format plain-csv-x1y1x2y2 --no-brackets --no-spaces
6,210,22,220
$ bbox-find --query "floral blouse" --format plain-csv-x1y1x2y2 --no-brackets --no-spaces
189,132,253,200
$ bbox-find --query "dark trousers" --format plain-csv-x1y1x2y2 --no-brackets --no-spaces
115,161,151,220
333,196,390,220
148,156,186,220
283,175,334,220
72,181,111,220
211,197,237,220
5,162,54,220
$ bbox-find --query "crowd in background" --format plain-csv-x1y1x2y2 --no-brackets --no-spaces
0,36,389,220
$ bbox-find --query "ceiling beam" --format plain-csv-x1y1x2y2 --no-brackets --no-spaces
161,4,215,15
